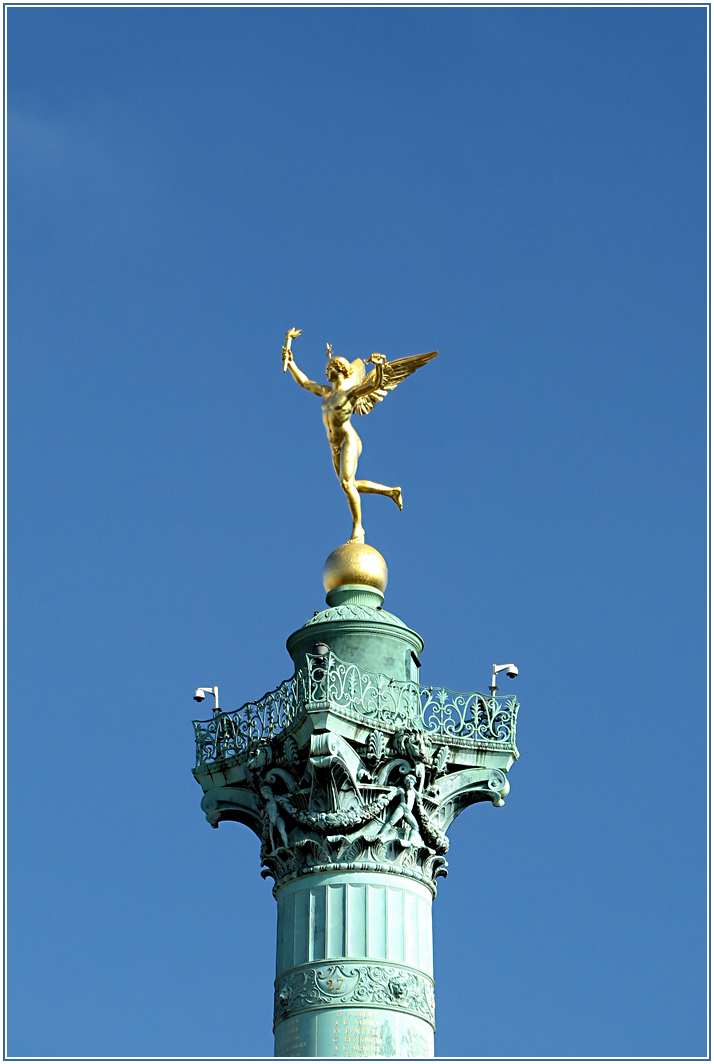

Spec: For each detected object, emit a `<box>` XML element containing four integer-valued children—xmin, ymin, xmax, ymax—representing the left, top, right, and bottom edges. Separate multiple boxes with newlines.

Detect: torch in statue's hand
<box><xmin>282</xmin><ymin>328</ymin><xmax>302</xmax><ymax>372</ymax></box>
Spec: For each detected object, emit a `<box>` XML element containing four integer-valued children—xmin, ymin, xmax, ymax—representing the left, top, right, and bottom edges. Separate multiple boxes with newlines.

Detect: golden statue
<box><xmin>282</xmin><ymin>328</ymin><xmax>438</xmax><ymax>544</ymax></box>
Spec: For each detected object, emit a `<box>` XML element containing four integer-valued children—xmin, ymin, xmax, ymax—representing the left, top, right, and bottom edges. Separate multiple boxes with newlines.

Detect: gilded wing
<box><xmin>349</xmin><ymin>358</ymin><xmax>367</xmax><ymax>385</ymax></box>
<box><xmin>354</xmin><ymin>350</ymin><xmax>439</xmax><ymax>415</ymax></box>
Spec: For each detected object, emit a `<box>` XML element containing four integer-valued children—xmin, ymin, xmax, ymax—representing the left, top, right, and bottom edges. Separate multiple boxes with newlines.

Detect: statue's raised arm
<box><xmin>282</xmin><ymin>329</ymin><xmax>438</xmax><ymax>543</ymax></box>
<box><xmin>281</xmin><ymin>328</ymin><xmax>325</xmax><ymax>397</ymax></box>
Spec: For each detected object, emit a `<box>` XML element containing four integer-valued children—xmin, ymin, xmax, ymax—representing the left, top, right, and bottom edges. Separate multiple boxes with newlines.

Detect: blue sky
<box><xmin>7</xmin><ymin>5</ymin><xmax>707</xmax><ymax>1058</ymax></box>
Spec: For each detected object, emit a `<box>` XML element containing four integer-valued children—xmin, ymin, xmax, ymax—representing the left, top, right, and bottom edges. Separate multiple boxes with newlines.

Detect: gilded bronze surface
<box><xmin>322</xmin><ymin>542</ymin><xmax>388</xmax><ymax>594</ymax></box>
<box><xmin>282</xmin><ymin>329</ymin><xmax>438</xmax><ymax>543</ymax></box>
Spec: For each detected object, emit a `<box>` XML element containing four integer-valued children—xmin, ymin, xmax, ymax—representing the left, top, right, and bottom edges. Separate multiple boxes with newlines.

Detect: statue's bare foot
<box><xmin>350</xmin><ymin>526</ymin><xmax>366</xmax><ymax>543</ymax></box>
<box><xmin>391</xmin><ymin>487</ymin><xmax>403</xmax><ymax>510</ymax></box>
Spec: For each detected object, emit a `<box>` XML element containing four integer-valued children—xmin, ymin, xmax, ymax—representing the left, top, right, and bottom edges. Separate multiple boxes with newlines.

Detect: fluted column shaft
<box><xmin>274</xmin><ymin>871</ymin><xmax>435</xmax><ymax>1057</ymax></box>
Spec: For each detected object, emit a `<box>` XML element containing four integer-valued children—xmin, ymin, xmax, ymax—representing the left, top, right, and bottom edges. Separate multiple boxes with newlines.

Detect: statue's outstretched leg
<box><xmin>356</xmin><ymin>480</ymin><xmax>403</xmax><ymax>510</ymax></box>
<box><xmin>378</xmin><ymin>804</ymin><xmax>404</xmax><ymax>837</ymax></box>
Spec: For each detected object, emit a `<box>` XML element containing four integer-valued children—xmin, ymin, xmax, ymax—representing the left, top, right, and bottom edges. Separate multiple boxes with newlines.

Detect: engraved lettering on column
<box><xmin>275</xmin><ymin>1015</ymin><xmax>307</xmax><ymax>1056</ymax></box>
<box><xmin>340</xmin><ymin>1009</ymin><xmax>384</xmax><ymax>1057</ymax></box>
<box><xmin>400</xmin><ymin>1021</ymin><xmax>432</xmax><ymax>1057</ymax></box>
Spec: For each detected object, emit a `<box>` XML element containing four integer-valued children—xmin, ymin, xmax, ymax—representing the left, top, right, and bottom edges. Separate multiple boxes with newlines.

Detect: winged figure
<box><xmin>282</xmin><ymin>329</ymin><xmax>438</xmax><ymax>543</ymax></box>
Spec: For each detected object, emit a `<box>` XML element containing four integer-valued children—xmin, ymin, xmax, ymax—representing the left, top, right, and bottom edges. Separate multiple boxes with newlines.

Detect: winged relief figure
<box><xmin>282</xmin><ymin>329</ymin><xmax>438</xmax><ymax>543</ymax></box>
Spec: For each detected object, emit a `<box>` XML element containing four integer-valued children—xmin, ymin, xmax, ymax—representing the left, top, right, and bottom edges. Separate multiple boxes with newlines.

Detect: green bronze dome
<box><xmin>287</xmin><ymin>586</ymin><xmax>423</xmax><ymax>683</ymax></box>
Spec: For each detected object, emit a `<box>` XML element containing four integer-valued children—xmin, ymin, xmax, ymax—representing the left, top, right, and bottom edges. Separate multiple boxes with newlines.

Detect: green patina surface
<box><xmin>191</xmin><ymin>587</ymin><xmax>521</xmax><ymax>1058</ymax></box>
<box><xmin>287</xmin><ymin>600</ymin><xmax>422</xmax><ymax>683</ymax></box>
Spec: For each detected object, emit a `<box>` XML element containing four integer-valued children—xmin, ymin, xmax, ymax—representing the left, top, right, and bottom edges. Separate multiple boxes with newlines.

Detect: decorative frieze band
<box><xmin>274</xmin><ymin>961</ymin><xmax>436</xmax><ymax>1030</ymax></box>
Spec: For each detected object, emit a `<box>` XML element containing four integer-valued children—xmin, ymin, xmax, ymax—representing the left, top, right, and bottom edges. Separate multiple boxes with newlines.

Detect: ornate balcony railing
<box><xmin>193</xmin><ymin>671</ymin><xmax>307</xmax><ymax>768</ymax></box>
<box><xmin>193</xmin><ymin>652</ymin><xmax>518</xmax><ymax>769</ymax></box>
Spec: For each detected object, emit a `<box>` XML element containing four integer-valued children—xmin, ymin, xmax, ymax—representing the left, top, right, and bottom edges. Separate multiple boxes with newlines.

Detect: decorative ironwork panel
<box><xmin>193</xmin><ymin>672</ymin><xmax>308</xmax><ymax>767</ymax></box>
<box><xmin>305</xmin><ymin>653</ymin><xmax>518</xmax><ymax>746</ymax></box>
<box><xmin>194</xmin><ymin>651</ymin><xmax>518</xmax><ymax>769</ymax></box>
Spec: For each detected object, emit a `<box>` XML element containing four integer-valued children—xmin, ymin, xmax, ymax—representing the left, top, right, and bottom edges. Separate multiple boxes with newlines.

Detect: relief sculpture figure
<box><xmin>282</xmin><ymin>329</ymin><xmax>438</xmax><ymax>543</ymax></box>
<box><xmin>261</xmin><ymin>784</ymin><xmax>289</xmax><ymax>851</ymax></box>
<box><xmin>378</xmin><ymin>773</ymin><xmax>420</xmax><ymax>846</ymax></box>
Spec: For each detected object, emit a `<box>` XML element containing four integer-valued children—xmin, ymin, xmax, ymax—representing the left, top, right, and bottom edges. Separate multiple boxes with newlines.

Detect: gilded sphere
<box><xmin>322</xmin><ymin>542</ymin><xmax>388</xmax><ymax>594</ymax></box>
